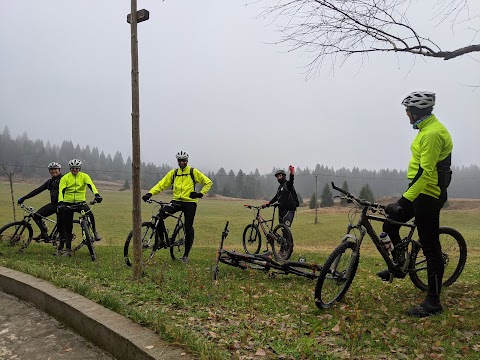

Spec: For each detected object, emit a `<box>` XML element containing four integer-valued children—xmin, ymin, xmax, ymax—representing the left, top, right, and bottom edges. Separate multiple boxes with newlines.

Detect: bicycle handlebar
<box><xmin>64</xmin><ymin>200</ymin><xmax>98</xmax><ymax>210</ymax></box>
<box><xmin>19</xmin><ymin>203</ymin><xmax>35</xmax><ymax>213</ymax></box>
<box><xmin>331</xmin><ymin>182</ymin><xmax>385</xmax><ymax>211</ymax></box>
<box><xmin>243</xmin><ymin>202</ymin><xmax>279</xmax><ymax>210</ymax></box>
<box><xmin>146</xmin><ymin>199</ymin><xmax>172</xmax><ymax>207</ymax></box>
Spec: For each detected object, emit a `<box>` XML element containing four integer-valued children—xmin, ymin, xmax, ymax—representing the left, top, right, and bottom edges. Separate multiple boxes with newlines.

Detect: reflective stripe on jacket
<box><xmin>403</xmin><ymin>114</ymin><xmax>453</xmax><ymax>201</ymax></box>
<box><xmin>149</xmin><ymin>165</ymin><xmax>212</xmax><ymax>203</ymax></box>
<box><xmin>58</xmin><ymin>172</ymin><xmax>99</xmax><ymax>203</ymax></box>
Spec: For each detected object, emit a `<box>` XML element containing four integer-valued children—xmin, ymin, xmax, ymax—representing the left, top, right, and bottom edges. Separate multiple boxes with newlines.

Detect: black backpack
<box><xmin>172</xmin><ymin>168</ymin><xmax>196</xmax><ymax>188</ymax></box>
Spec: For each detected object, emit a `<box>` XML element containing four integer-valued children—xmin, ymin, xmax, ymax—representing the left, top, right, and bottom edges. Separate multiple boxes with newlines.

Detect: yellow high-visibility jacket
<box><xmin>149</xmin><ymin>165</ymin><xmax>212</xmax><ymax>203</ymax></box>
<box><xmin>403</xmin><ymin>115</ymin><xmax>453</xmax><ymax>201</ymax></box>
<box><xmin>58</xmin><ymin>172</ymin><xmax>99</xmax><ymax>203</ymax></box>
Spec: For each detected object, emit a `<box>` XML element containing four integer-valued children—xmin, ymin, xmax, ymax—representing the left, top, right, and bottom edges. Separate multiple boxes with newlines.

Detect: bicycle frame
<box><xmin>253</xmin><ymin>206</ymin><xmax>276</xmax><ymax>235</ymax></box>
<box><xmin>331</xmin><ymin>182</ymin><xmax>421</xmax><ymax>277</ymax></box>
<box><xmin>345</xmin><ymin>204</ymin><xmax>418</xmax><ymax>276</ymax></box>
<box><xmin>148</xmin><ymin>200</ymin><xmax>184</xmax><ymax>247</ymax></box>
<box><xmin>245</xmin><ymin>204</ymin><xmax>279</xmax><ymax>247</ymax></box>
<box><xmin>19</xmin><ymin>203</ymin><xmax>59</xmax><ymax>242</ymax></box>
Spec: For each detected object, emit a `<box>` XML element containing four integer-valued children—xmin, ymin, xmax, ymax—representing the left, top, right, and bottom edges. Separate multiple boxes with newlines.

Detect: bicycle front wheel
<box><xmin>242</xmin><ymin>224</ymin><xmax>262</xmax><ymax>254</ymax></box>
<box><xmin>124</xmin><ymin>222</ymin><xmax>157</xmax><ymax>267</ymax></box>
<box><xmin>315</xmin><ymin>241</ymin><xmax>358</xmax><ymax>309</ymax></box>
<box><xmin>409</xmin><ymin>226</ymin><xmax>467</xmax><ymax>291</ymax></box>
<box><xmin>0</xmin><ymin>221</ymin><xmax>33</xmax><ymax>251</ymax></box>
<box><xmin>169</xmin><ymin>223</ymin><xmax>186</xmax><ymax>260</ymax></box>
<box><xmin>81</xmin><ymin>221</ymin><xmax>96</xmax><ymax>261</ymax></box>
<box><xmin>271</xmin><ymin>224</ymin><xmax>293</xmax><ymax>260</ymax></box>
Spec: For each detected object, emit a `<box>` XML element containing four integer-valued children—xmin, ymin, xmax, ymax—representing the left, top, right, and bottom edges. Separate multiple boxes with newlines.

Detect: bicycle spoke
<box><xmin>409</xmin><ymin>227</ymin><xmax>467</xmax><ymax>291</ymax></box>
<box><xmin>315</xmin><ymin>241</ymin><xmax>358</xmax><ymax>309</ymax></box>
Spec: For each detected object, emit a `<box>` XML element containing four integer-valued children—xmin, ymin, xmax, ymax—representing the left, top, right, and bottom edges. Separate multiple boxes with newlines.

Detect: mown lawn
<box><xmin>1</xmin><ymin>182</ymin><xmax>479</xmax><ymax>359</ymax></box>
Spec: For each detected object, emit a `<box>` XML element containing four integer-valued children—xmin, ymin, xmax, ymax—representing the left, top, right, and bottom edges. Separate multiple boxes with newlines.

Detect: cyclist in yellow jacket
<box><xmin>57</xmin><ymin>159</ymin><xmax>103</xmax><ymax>256</ymax></box>
<box><xmin>142</xmin><ymin>151</ymin><xmax>212</xmax><ymax>263</ymax></box>
<box><xmin>379</xmin><ymin>91</ymin><xmax>453</xmax><ymax>317</ymax></box>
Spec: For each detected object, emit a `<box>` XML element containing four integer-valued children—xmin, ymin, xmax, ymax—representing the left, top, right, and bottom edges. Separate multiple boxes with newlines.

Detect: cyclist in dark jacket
<box><xmin>17</xmin><ymin>162</ymin><xmax>64</xmax><ymax>242</ymax></box>
<box><xmin>266</xmin><ymin>165</ymin><xmax>298</xmax><ymax>227</ymax></box>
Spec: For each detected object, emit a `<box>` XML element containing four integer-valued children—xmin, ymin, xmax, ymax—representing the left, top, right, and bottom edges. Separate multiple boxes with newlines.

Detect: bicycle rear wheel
<box><xmin>169</xmin><ymin>223</ymin><xmax>186</xmax><ymax>260</ymax></box>
<box><xmin>242</xmin><ymin>224</ymin><xmax>262</xmax><ymax>254</ymax></box>
<box><xmin>409</xmin><ymin>227</ymin><xmax>467</xmax><ymax>291</ymax></box>
<box><xmin>0</xmin><ymin>221</ymin><xmax>33</xmax><ymax>251</ymax></box>
<box><xmin>124</xmin><ymin>222</ymin><xmax>157</xmax><ymax>267</ymax></box>
<box><xmin>315</xmin><ymin>241</ymin><xmax>358</xmax><ymax>309</ymax></box>
<box><xmin>271</xmin><ymin>224</ymin><xmax>293</xmax><ymax>260</ymax></box>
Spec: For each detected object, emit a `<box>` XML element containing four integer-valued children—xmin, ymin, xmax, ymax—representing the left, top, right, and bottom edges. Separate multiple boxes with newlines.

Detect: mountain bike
<box><xmin>214</xmin><ymin>221</ymin><xmax>321</xmax><ymax>280</ymax></box>
<box><xmin>124</xmin><ymin>199</ymin><xmax>186</xmax><ymax>266</ymax></box>
<box><xmin>64</xmin><ymin>200</ymin><xmax>99</xmax><ymax>261</ymax></box>
<box><xmin>242</xmin><ymin>203</ymin><xmax>293</xmax><ymax>260</ymax></box>
<box><xmin>314</xmin><ymin>182</ymin><xmax>467</xmax><ymax>309</ymax></box>
<box><xmin>0</xmin><ymin>203</ymin><xmax>78</xmax><ymax>251</ymax></box>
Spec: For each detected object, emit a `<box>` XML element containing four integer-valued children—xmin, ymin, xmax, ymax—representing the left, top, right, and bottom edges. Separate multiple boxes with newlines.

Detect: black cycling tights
<box><xmin>158</xmin><ymin>201</ymin><xmax>197</xmax><ymax>258</ymax></box>
<box><xmin>60</xmin><ymin>203</ymin><xmax>97</xmax><ymax>250</ymax></box>
<box><xmin>33</xmin><ymin>202</ymin><xmax>63</xmax><ymax>237</ymax></box>
<box><xmin>383</xmin><ymin>194</ymin><xmax>444</xmax><ymax>302</ymax></box>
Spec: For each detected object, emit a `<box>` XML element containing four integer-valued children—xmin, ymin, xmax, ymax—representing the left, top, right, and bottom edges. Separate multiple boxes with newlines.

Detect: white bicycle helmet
<box><xmin>47</xmin><ymin>162</ymin><xmax>61</xmax><ymax>169</ymax></box>
<box><xmin>176</xmin><ymin>151</ymin><xmax>189</xmax><ymax>160</ymax></box>
<box><xmin>68</xmin><ymin>159</ymin><xmax>83</xmax><ymax>168</ymax></box>
<box><xmin>401</xmin><ymin>91</ymin><xmax>436</xmax><ymax>109</ymax></box>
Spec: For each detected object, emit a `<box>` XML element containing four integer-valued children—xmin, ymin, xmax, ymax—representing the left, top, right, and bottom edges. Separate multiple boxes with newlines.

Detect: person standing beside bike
<box><xmin>379</xmin><ymin>91</ymin><xmax>453</xmax><ymax>318</ymax></box>
<box><xmin>57</xmin><ymin>159</ymin><xmax>103</xmax><ymax>257</ymax></box>
<box><xmin>17</xmin><ymin>162</ymin><xmax>64</xmax><ymax>243</ymax></box>
<box><xmin>266</xmin><ymin>166</ymin><xmax>299</xmax><ymax>227</ymax></box>
<box><xmin>141</xmin><ymin>151</ymin><xmax>212</xmax><ymax>264</ymax></box>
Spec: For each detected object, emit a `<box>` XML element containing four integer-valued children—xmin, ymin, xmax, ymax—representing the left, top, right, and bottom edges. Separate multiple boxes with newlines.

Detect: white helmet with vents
<box><xmin>401</xmin><ymin>91</ymin><xmax>436</xmax><ymax>109</ymax></box>
<box><xmin>68</xmin><ymin>159</ymin><xmax>83</xmax><ymax>168</ymax></box>
<box><xmin>175</xmin><ymin>151</ymin><xmax>189</xmax><ymax>160</ymax></box>
<box><xmin>47</xmin><ymin>162</ymin><xmax>61</xmax><ymax>169</ymax></box>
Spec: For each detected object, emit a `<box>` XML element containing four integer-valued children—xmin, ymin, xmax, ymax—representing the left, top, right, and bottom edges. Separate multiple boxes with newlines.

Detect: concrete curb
<box><xmin>0</xmin><ymin>267</ymin><xmax>194</xmax><ymax>360</ymax></box>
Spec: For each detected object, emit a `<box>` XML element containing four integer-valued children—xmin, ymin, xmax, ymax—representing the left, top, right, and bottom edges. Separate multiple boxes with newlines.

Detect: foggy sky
<box><xmin>1</xmin><ymin>0</ymin><xmax>479</xmax><ymax>175</ymax></box>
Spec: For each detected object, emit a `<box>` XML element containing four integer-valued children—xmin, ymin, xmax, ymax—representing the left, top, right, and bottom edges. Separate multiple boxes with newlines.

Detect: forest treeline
<box><xmin>1</xmin><ymin>127</ymin><xmax>479</xmax><ymax>200</ymax></box>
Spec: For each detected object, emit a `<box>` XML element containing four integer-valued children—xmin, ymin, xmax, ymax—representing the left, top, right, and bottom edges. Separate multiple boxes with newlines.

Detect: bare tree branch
<box><xmin>258</xmin><ymin>0</ymin><xmax>479</xmax><ymax>74</ymax></box>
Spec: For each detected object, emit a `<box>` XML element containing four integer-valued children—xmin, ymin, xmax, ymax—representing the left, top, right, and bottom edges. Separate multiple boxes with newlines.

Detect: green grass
<box><xmin>1</xmin><ymin>181</ymin><xmax>479</xmax><ymax>359</ymax></box>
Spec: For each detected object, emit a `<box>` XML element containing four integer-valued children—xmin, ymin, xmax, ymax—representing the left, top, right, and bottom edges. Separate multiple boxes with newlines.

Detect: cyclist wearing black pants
<box><xmin>266</xmin><ymin>166</ymin><xmax>298</xmax><ymax>227</ymax></box>
<box><xmin>142</xmin><ymin>151</ymin><xmax>212</xmax><ymax>264</ymax></box>
<box><xmin>57</xmin><ymin>159</ymin><xmax>103</xmax><ymax>257</ymax></box>
<box><xmin>378</xmin><ymin>91</ymin><xmax>453</xmax><ymax>318</ymax></box>
<box><xmin>17</xmin><ymin>162</ymin><xmax>64</xmax><ymax>243</ymax></box>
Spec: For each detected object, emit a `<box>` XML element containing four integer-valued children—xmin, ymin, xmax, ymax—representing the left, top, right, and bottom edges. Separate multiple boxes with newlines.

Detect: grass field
<box><xmin>1</xmin><ymin>181</ymin><xmax>479</xmax><ymax>359</ymax></box>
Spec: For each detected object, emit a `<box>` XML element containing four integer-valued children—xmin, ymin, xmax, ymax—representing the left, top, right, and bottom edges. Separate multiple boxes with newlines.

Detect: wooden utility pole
<box><xmin>314</xmin><ymin>174</ymin><xmax>318</xmax><ymax>224</ymax></box>
<box><xmin>130</xmin><ymin>0</ymin><xmax>142</xmax><ymax>279</ymax></box>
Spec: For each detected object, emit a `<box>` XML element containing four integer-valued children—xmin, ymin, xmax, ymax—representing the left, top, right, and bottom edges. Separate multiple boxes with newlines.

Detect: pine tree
<box><xmin>309</xmin><ymin>192</ymin><xmax>317</xmax><ymax>209</ymax></box>
<box><xmin>320</xmin><ymin>183</ymin><xmax>334</xmax><ymax>207</ymax></box>
<box><xmin>359</xmin><ymin>183</ymin><xmax>375</xmax><ymax>202</ymax></box>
